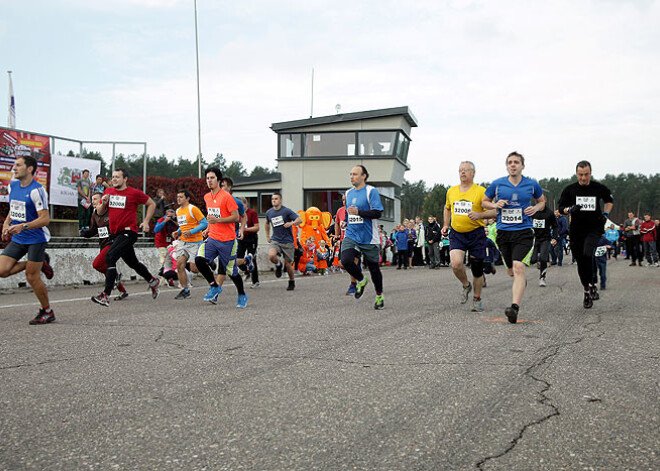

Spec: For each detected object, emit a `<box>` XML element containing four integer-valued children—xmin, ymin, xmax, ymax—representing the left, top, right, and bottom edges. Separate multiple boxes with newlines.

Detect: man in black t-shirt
<box><xmin>558</xmin><ymin>161</ymin><xmax>614</xmax><ymax>309</ymax></box>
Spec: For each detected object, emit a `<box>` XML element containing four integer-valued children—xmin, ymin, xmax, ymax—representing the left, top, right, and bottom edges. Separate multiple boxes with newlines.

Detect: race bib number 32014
<box><xmin>453</xmin><ymin>200</ymin><xmax>473</xmax><ymax>216</ymax></box>
<box><xmin>501</xmin><ymin>208</ymin><xmax>523</xmax><ymax>224</ymax></box>
<box><xmin>108</xmin><ymin>195</ymin><xmax>127</xmax><ymax>209</ymax></box>
<box><xmin>576</xmin><ymin>196</ymin><xmax>597</xmax><ymax>211</ymax></box>
<box><xmin>10</xmin><ymin>200</ymin><xmax>27</xmax><ymax>222</ymax></box>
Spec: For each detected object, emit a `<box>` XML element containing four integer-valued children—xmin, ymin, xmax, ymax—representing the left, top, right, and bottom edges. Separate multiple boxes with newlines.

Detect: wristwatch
<box><xmin>22</xmin><ymin>223</ymin><xmax>29</xmax><ymax>230</ymax></box>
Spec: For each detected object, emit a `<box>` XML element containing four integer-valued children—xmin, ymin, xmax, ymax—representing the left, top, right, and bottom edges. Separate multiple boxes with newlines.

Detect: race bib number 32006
<box><xmin>576</xmin><ymin>196</ymin><xmax>597</xmax><ymax>211</ymax></box>
<box><xmin>501</xmin><ymin>208</ymin><xmax>523</xmax><ymax>224</ymax></box>
<box><xmin>10</xmin><ymin>200</ymin><xmax>27</xmax><ymax>222</ymax></box>
<box><xmin>108</xmin><ymin>195</ymin><xmax>127</xmax><ymax>209</ymax></box>
<box><xmin>453</xmin><ymin>200</ymin><xmax>473</xmax><ymax>216</ymax></box>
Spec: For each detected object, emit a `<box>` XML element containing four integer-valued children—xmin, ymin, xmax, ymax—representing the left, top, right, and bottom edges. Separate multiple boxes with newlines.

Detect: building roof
<box><xmin>233</xmin><ymin>172</ymin><xmax>282</xmax><ymax>186</ymax></box>
<box><xmin>270</xmin><ymin>106</ymin><xmax>418</xmax><ymax>132</ymax></box>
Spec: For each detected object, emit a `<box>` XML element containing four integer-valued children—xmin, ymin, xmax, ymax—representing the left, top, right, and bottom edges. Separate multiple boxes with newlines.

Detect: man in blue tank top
<box><xmin>1</xmin><ymin>155</ymin><xmax>56</xmax><ymax>324</ymax></box>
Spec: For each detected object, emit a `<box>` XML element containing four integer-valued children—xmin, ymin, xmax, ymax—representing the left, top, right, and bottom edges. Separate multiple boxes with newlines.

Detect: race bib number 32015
<box><xmin>501</xmin><ymin>208</ymin><xmax>523</xmax><ymax>224</ymax></box>
<box><xmin>453</xmin><ymin>200</ymin><xmax>473</xmax><ymax>216</ymax></box>
<box><xmin>348</xmin><ymin>214</ymin><xmax>364</xmax><ymax>224</ymax></box>
<box><xmin>270</xmin><ymin>215</ymin><xmax>284</xmax><ymax>227</ymax></box>
<box><xmin>108</xmin><ymin>195</ymin><xmax>127</xmax><ymax>209</ymax></box>
<box><xmin>10</xmin><ymin>200</ymin><xmax>27</xmax><ymax>222</ymax></box>
<box><xmin>576</xmin><ymin>196</ymin><xmax>597</xmax><ymax>211</ymax></box>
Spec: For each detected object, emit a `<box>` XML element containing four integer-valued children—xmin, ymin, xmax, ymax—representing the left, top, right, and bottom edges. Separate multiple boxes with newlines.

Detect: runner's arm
<box><xmin>358</xmin><ymin>209</ymin><xmax>382</xmax><ymax>219</ymax></box>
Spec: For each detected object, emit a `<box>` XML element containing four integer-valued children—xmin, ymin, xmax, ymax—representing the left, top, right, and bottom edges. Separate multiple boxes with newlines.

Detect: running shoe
<box><xmin>505</xmin><ymin>305</ymin><xmax>519</xmax><ymax>324</ymax></box>
<box><xmin>374</xmin><ymin>294</ymin><xmax>385</xmax><ymax>310</ymax></box>
<box><xmin>346</xmin><ymin>284</ymin><xmax>357</xmax><ymax>296</ymax></box>
<box><xmin>245</xmin><ymin>253</ymin><xmax>254</xmax><ymax>272</ymax></box>
<box><xmin>167</xmin><ymin>278</ymin><xmax>176</xmax><ymax>288</ymax></box>
<box><xmin>148</xmin><ymin>278</ymin><xmax>160</xmax><ymax>300</ymax></box>
<box><xmin>250</xmin><ymin>282</ymin><xmax>260</xmax><ymax>289</ymax></box>
<box><xmin>460</xmin><ymin>282</ymin><xmax>472</xmax><ymax>304</ymax></box>
<box><xmin>286</xmin><ymin>280</ymin><xmax>295</xmax><ymax>291</ymax></box>
<box><xmin>114</xmin><ymin>272</ymin><xmax>123</xmax><ymax>291</ymax></box>
<box><xmin>471</xmin><ymin>298</ymin><xmax>484</xmax><ymax>312</ymax></box>
<box><xmin>539</xmin><ymin>277</ymin><xmax>547</xmax><ymax>287</ymax></box>
<box><xmin>236</xmin><ymin>294</ymin><xmax>248</xmax><ymax>308</ymax></box>
<box><xmin>355</xmin><ymin>277</ymin><xmax>369</xmax><ymax>299</ymax></box>
<box><xmin>175</xmin><ymin>288</ymin><xmax>191</xmax><ymax>300</ymax></box>
<box><xmin>204</xmin><ymin>285</ymin><xmax>222</xmax><ymax>304</ymax></box>
<box><xmin>29</xmin><ymin>308</ymin><xmax>56</xmax><ymax>325</ymax></box>
<box><xmin>590</xmin><ymin>285</ymin><xmax>599</xmax><ymax>301</ymax></box>
<box><xmin>114</xmin><ymin>291</ymin><xmax>129</xmax><ymax>301</ymax></box>
<box><xmin>91</xmin><ymin>292</ymin><xmax>110</xmax><ymax>307</ymax></box>
<box><xmin>275</xmin><ymin>261</ymin><xmax>283</xmax><ymax>278</ymax></box>
<box><xmin>583</xmin><ymin>291</ymin><xmax>593</xmax><ymax>309</ymax></box>
<box><xmin>41</xmin><ymin>252</ymin><xmax>54</xmax><ymax>279</ymax></box>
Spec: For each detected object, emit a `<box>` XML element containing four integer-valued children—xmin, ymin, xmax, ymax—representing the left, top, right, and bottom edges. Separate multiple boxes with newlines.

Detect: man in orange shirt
<box><xmin>173</xmin><ymin>188</ymin><xmax>207</xmax><ymax>299</ymax></box>
<box><xmin>193</xmin><ymin>167</ymin><xmax>247</xmax><ymax>307</ymax></box>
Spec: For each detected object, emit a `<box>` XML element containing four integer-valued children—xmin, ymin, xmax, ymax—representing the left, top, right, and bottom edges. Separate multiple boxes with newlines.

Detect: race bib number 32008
<box><xmin>453</xmin><ymin>200</ymin><xmax>472</xmax><ymax>216</ymax></box>
<box><xmin>108</xmin><ymin>195</ymin><xmax>127</xmax><ymax>209</ymax></box>
<box><xmin>576</xmin><ymin>196</ymin><xmax>597</xmax><ymax>211</ymax></box>
<box><xmin>10</xmin><ymin>200</ymin><xmax>27</xmax><ymax>222</ymax></box>
<box><xmin>501</xmin><ymin>208</ymin><xmax>523</xmax><ymax>224</ymax></box>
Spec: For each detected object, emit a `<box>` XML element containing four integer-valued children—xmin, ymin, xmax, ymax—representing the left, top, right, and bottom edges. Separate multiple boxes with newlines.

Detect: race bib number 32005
<box><xmin>501</xmin><ymin>208</ymin><xmax>523</xmax><ymax>224</ymax></box>
<box><xmin>10</xmin><ymin>200</ymin><xmax>27</xmax><ymax>222</ymax></box>
<box><xmin>108</xmin><ymin>195</ymin><xmax>127</xmax><ymax>209</ymax></box>
<box><xmin>576</xmin><ymin>196</ymin><xmax>597</xmax><ymax>211</ymax></box>
<box><xmin>453</xmin><ymin>200</ymin><xmax>473</xmax><ymax>216</ymax></box>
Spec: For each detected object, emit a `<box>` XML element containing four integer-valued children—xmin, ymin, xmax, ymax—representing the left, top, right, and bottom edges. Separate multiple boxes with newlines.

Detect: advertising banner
<box><xmin>49</xmin><ymin>154</ymin><xmax>102</xmax><ymax>207</ymax></box>
<box><xmin>0</xmin><ymin>129</ymin><xmax>51</xmax><ymax>202</ymax></box>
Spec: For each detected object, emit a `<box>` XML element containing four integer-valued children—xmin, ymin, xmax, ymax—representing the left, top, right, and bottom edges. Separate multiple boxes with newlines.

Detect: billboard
<box><xmin>49</xmin><ymin>154</ymin><xmax>102</xmax><ymax>207</ymax></box>
<box><xmin>0</xmin><ymin>129</ymin><xmax>51</xmax><ymax>202</ymax></box>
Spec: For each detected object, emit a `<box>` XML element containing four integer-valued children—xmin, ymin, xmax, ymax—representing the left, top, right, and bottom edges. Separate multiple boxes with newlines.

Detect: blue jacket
<box><xmin>555</xmin><ymin>215</ymin><xmax>568</xmax><ymax>238</ymax></box>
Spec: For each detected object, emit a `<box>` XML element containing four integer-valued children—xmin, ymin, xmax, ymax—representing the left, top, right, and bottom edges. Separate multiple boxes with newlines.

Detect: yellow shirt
<box><xmin>445</xmin><ymin>184</ymin><xmax>486</xmax><ymax>232</ymax></box>
<box><xmin>176</xmin><ymin>204</ymin><xmax>205</xmax><ymax>242</ymax></box>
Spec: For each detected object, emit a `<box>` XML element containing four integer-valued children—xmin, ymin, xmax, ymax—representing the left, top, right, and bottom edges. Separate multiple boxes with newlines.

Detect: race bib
<box><xmin>271</xmin><ymin>215</ymin><xmax>284</xmax><ymax>227</ymax></box>
<box><xmin>594</xmin><ymin>246</ymin><xmax>607</xmax><ymax>257</ymax></box>
<box><xmin>177</xmin><ymin>215</ymin><xmax>187</xmax><ymax>226</ymax></box>
<box><xmin>348</xmin><ymin>214</ymin><xmax>364</xmax><ymax>224</ymax></box>
<box><xmin>501</xmin><ymin>208</ymin><xmax>523</xmax><ymax>224</ymax></box>
<box><xmin>576</xmin><ymin>196</ymin><xmax>596</xmax><ymax>211</ymax></box>
<box><xmin>10</xmin><ymin>200</ymin><xmax>26</xmax><ymax>222</ymax></box>
<box><xmin>207</xmin><ymin>207</ymin><xmax>221</xmax><ymax>218</ymax></box>
<box><xmin>108</xmin><ymin>195</ymin><xmax>127</xmax><ymax>209</ymax></box>
<box><xmin>81</xmin><ymin>199</ymin><xmax>91</xmax><ymax>209</ymax></box>
<box><xmin>533</xmin><ymin>219</ymin><xmax>546</xmax><ymax>229</ymax></box>
<box><xmin>453</xmin><ymin>200</ymin><xmax>473</xmax><ymax>216</ymax></box>
<box><xmin>98</xmin><ymin>226</ymin><xmax>109</xmax><ymax>238</ymax></box>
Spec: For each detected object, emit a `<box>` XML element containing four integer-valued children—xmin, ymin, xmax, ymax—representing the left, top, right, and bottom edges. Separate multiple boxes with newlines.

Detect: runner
<box><xmin>334</xmin><ymin>193</ymin><xmax>358</xmax><ymax>294</ymax></box>
<box><xmin>441</xmin><ymin>161</ymin><xmax>496</xmax><ymax>312</ymax></box>
<box><xmin>530</xmin><ymin>205</ymin><xmax>558</xmax><ymax>287</ymax></box>
<box><xmin>193</xmin><ymin>167</ymin><xmax>247</xmax><ymax>307</ymax></box>
<box><xmin>340</xmin><ymin>165</ymin><xmax>385</xmax><ymax>310</ymax></box>
<box><xmin>0</xmin><ymin>155</ymin><xmax>55</xmax><ymax>324</ymax></box>
<box><xmin>558</xmin><ymin>160</ymin><xmax>614</xmax><ymax>308</ymax></box>
<box><xmin>264</xmin><ymin>192</ymin><xmax>302</xmax><ymax>291</ymax></box>
<box><xmin>482</xmin><ymin>152</ymin><xmax>546</xmax><ymax>323</ymax></box>
<box><xmin>92</xmin><ymin>168</ymin><xmax>160</xmax><ymax>306</ymax></box>
<box><xmin>81</xmin><ymin>192</ymin><xmax>129</xmax><ymax>301</ymax></box>
<box><xmin>173</xmin><ymin>188</ymin><xmax>207</xmax><ymax>300</ymax></box>
<box><xmin>236</xmin><ymin>196</ymin><xmax>260</xmax><ymax>288</ymax></box>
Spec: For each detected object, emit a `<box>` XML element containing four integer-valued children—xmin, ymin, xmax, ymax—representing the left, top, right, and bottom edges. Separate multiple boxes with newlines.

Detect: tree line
<box><xmin>402</xmin><ymin>173</ymin><xmax>660</xmax><ymax>225</ymax></box>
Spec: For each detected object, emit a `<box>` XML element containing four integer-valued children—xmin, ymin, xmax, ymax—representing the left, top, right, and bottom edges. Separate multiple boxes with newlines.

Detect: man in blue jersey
<box><xmin>340</xmin><ymin>165</ymin><xmax>385</xmax><ymax>310</ymax></box>
<box><xmin>1</xmin><ymin>155</ymin><xmax>56</xmax><ymax>324</ymax></box>
<box><xmin>482</xmin><ymin>152</ymin><xmax>546</xmax><ymax>323</ymax></box>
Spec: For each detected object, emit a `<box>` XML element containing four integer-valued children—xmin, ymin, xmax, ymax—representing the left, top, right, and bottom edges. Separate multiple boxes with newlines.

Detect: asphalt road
<box><xmin>1</xmin><ymin>260</ymin><xmax>658</xmax><ymax>470</ymax></box>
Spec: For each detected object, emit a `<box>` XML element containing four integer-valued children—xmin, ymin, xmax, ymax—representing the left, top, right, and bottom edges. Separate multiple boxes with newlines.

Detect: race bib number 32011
<box><xmin>453</xmin><ymin>200</ymin><xmax>472</xmax><ymax>216</ymax></box>
<box><xmin>576</xmin><ymin>196</ymin><xmax>597</xmax><ymax>211</ymax></box>
<box><xmin>108</xmin><ymin>195</ymin><xmax>127</xmax><ymax>209</ymax></box>
<box><xmin>501</xmin><ymin>208</ymin><xmax>523</xmax><ymax>224</ymax></box>
<box><xmin>10</xmin><ymin>200</ymin><xmax>27</xmax><ymax>222</ymax></box>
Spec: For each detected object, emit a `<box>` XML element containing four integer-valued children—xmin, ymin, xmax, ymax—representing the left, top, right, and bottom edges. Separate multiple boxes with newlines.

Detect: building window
<box><xmin>258</xmin><ymin>192</ymin><xmax>275</xmax><ymax>215</ymax></box>
<box><xmin>358</xmin><ymin>131</ymin><xmax>396</xmax><ymax>156</ymax></box>
<box><xmin>303</xmin><ymin>132</ymin><xmax>355</xmax><ymax>157</ymax></box>
<box><xmin>280</xmin><ymin>134</ymin><xmax>302</xmax><ymax>157</ymax></box>
<box><xmin>395</xmin><ymin>132</ymin><xmax>410</xmax><ymax>162</ymax></box>
<box><xmin>381</xmin><ymin>195</ymin><xmax>395</xmax><ymax>221</ymax></box>
<box><xmin>304</xmin><ymin>190</ymin><xmax>345</xmax><ymax>215</ymax></box>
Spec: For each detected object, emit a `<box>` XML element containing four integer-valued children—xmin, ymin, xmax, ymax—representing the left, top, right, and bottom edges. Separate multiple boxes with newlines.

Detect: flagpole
<box><xmin>194</xmin><ymin>0</ymin><xmax>202</xmax><ymax>179</ymax></box>
<box><xmin>7</xmin><ymin>70</ymin><xmax>15</xmax><ymax>129</ymax></box>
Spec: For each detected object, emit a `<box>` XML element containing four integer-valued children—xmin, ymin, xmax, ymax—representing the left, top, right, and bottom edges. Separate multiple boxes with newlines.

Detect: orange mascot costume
<box><xmin>297</xmin><ymin>206</ymin><xmax>332</xmax><ymax>249</ymax></box>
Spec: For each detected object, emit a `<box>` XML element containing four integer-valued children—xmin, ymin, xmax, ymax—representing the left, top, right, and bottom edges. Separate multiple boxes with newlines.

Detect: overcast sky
<box><xmin>2</xmin><ymin>0</ymin><xmax>659</xmax><ymax>186</ymax></box>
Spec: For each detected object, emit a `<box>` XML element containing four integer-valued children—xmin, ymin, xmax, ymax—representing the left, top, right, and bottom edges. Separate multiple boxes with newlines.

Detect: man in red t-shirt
<box><xmin>236</xmin><ymin>196</ymin><xmax>260</xmax><ymax>287</ymax></box>
<box><xmin>640</xmin><ymin>212</ymin><xmax>659</xmax><ymax>266</ymax></box>
<box><xmin>91</xmin><ymin>168</ymin><xmax>160</xmax><ymax>306</ymax></box>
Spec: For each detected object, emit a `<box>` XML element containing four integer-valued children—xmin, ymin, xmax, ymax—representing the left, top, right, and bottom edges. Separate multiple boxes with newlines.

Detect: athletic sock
<box><xmin>43</xmin><ymin>306</ymin><xmax>52</xmax><ymax>313</ymax></box>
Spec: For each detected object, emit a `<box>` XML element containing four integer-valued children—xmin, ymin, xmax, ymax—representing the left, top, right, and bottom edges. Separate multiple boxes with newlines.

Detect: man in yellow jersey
<box><xmin>173</xmin><ymin>188</ymin><xmax>207</xmax><ymax>300</ymax></box>
<box><xmin>441</xmin><ymin>161</ymin><xmax>496</xmax><ymax>312</ymax></box>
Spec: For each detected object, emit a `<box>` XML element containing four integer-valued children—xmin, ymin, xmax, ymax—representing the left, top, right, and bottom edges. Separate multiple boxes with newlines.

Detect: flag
<box><xmin>8</xmin><ymin>72</ymin><xmax>15</xmax><ymax>128</ymax></box>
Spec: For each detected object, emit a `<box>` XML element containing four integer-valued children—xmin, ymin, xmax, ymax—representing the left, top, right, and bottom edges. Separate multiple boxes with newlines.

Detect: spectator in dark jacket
<box><xmin>552</xmin><ymin>209</ymin><xmax>568</xmax><ymax>266</ymax></box>
<box><xmin>425</xmin><ymin>216</ymin><xmax>442</xmax><ymax>268</ymax></box>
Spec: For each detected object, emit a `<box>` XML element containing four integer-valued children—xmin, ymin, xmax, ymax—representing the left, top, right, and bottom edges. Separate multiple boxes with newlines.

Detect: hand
<box><xmin>182</xmin><ymin>230</ymin><xmax>192</xmax><ymax>238</ymax></box>
<box><xmin>207</xmin><ymin>215</ymin><xmax>220</xmax><ymax>224</ymax></box>
<box><xmin>347</xmin><ymin>205</ymin><xmax>359</xmax><ymax>215</ymax></box>
<box><xmin>568</xmin><ymin>204</ymin><xmax>582</xmax><ymax>214</ymax></box>
<box><xmin>201</xmin><ymin>228</ymin><xmax>209</xmax><ymax>238</ymax></box>
<box><xmin>3</xmin><ymin>226</ymin><xmax>13</xmax><ymax>240</ymax></box>
<box><xmin>101</xmin><ymin>194</ymin><xmax>109</xmax><ymax>204</ymax></box>
<box><xmin>524</xmin><ymin>206</ymin><xmax>538</xmax><ymax>216</ymax></box>
<box><xmin>239</xmin><ymin>230</ymin><xmax>245</xmax><ymax>240</ymax></box>
<box><xmin>7</xmin><ymin>224</ymin><xmax>23</xmax><ymax>235</ymax></box>
<box><xmin>267</xmin><ymin>236</ymin><xmax>271</xmax><ymax>243</ymax></box>
<box><xmin>140</xmin><ymin>221</ymin><xmax>150</xmax><ymax>233</ymax></box>
<box><xmin>441</xmin><ymin>226</ymin><xmax>449</xmax><ymax>236</ymax></box>
<box><xmin>340</xmin><ymin>221</ymin><xmax>347</xmax><ymax>229</ymax></box>
<box><xmin>495</xmin><ymin>200</ymin><xmax>509</xmax><ymax>209</ymax></box>
<box><xmin>467</xmin><ymin>211</ymin><xmax>479</xmax><ymax>221</ymax></box>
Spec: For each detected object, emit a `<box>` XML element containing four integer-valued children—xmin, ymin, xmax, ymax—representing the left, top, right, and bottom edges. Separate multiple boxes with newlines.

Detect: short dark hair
<box><xmin>205</xmin><ymin>167</ymin><xmax>223</xmax><ymax>179</ymax></box>
<box><xmin>95</xmin><ymin>174</ymin><xmax>102</xmax><ymax>179</ymax></box>
<box><xmin>222</xmin><ymin>177</ymin><xmax>234</xmax><ymax>188</ymax></box>
<box><xmin>83</xmin><ymin>169</ymin><xmax>90</xmax><ymax>174</ymax></box>
<box><xmin>356</xmin><ymin>164</ymin><xmax>369</xmax><ymax>181</ymax></box>
<box><xmin>576</xmin><ymin>160</ymin><xmax>591</xmax><ymax>172</ymax></box>
<box><xmin>177</xmin><ymin>188</ymin><xmax>191</xmax><ymax>199</ymax></box>
<box><xmin>19</xmin><ymin>155</ymin><xmax>38</xmax><ymax>175</ymax></box>
<box><xmin>506</xmin><ymin>152</ymin><xmax>525</xmax><ymax>165</ymax></box>
<box><xmin>273</xmin><ymin>191</ymin><xmax>282</xmax><ymax>198</ymax></box>
<box><xmin>114</xmin><ymin>168</ymin><xmax>128</xmax><ymax>179</ymax></box>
